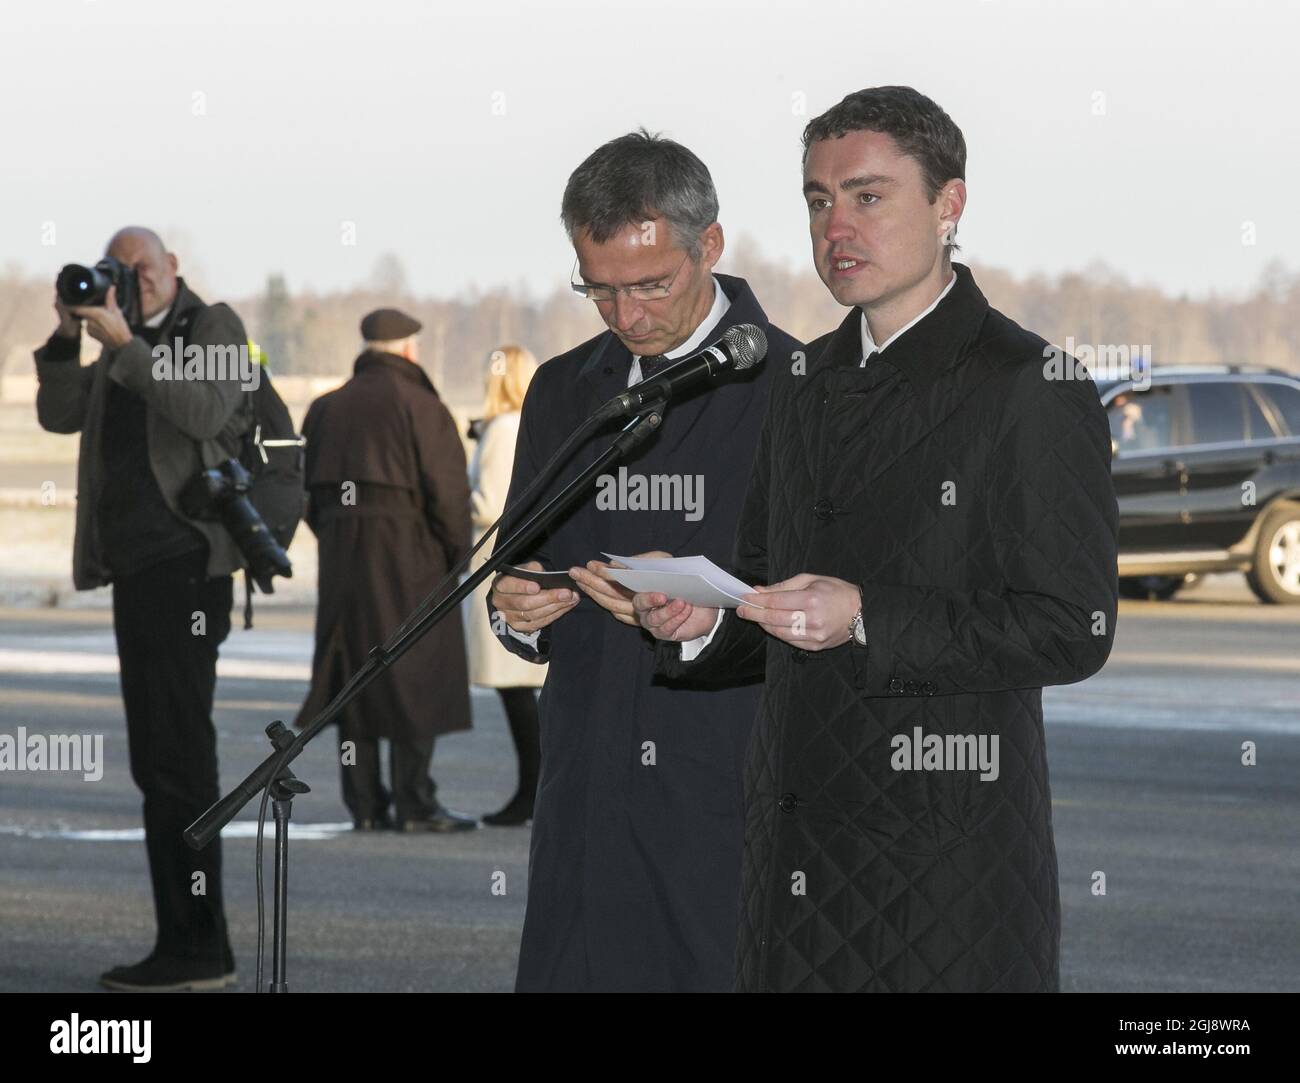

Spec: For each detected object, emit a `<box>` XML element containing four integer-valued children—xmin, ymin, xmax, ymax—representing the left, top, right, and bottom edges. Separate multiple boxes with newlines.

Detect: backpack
<box><xmin>235</xmin><ymin>340</ymin><xmax>306</xmax><ymax>555</ymax></box>
<box><xmin>175</xmin><ymin>304</ymin><xmax>306</xmax><ymax>624</ymax></box>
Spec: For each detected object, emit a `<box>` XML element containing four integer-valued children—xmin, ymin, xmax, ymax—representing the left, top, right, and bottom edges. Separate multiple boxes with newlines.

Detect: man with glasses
<box><xmin>487</xmin><ymin>128</ymin><xmax>802</xmax><ymax>992</ymax></box>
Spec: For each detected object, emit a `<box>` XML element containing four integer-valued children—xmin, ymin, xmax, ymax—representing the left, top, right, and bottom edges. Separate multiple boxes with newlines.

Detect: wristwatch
<box><xmin>848</xmin><ymin>606</ymin><xmax>866</xmax><ymax>646</ymax></box>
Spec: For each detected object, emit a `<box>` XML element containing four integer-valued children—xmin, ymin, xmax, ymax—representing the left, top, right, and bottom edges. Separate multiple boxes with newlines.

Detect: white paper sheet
<box><xmin>599</xmin><ymin>553</ymin><xmax>762</xmax><ymax>609</ymax></box>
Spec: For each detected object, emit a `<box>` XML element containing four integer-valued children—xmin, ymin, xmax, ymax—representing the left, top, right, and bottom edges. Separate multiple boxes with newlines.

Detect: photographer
<box><xmin>35</xmin><ymin>226</ymin><xmax>249</xmax><ymax>991</ymax></box>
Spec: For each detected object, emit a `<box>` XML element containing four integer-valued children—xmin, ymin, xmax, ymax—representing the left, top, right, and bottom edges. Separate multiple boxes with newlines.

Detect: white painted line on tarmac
<box><xmin>0</xmin><ymin>649</ymin><xmax>310</xmax><ymax>681</ymax></box>
<box><xmin>0</xmin><ymin>821</ymin><xmax>355</xmax><ymax>842</ymax></box>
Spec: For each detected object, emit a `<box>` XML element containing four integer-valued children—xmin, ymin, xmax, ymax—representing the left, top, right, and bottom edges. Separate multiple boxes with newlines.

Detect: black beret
<box><xmin>361</xmin><ymin>307</ymin><xmax>422</xmax><ymax>342</ymax></box>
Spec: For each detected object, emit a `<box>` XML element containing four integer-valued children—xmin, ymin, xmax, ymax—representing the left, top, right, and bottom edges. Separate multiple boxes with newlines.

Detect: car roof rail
<box><xmin>1141</xmin><ymin>363</ymin><xmax>1296</xmax><ymax>379</ymax></box>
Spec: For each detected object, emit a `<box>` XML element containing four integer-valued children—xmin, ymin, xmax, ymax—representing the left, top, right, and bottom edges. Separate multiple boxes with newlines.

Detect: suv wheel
<box><xmin>1246</xmin><ymin>504</ymin><xmax>1300</xmax><ymax>604</ymax></box>
<box><xmin>1118</xmin><ymin>575</ymin><xmax>1185</xmax><ymax>601</ymax></box>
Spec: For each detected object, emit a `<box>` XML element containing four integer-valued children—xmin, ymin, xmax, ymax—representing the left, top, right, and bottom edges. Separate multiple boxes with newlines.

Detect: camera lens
<box><xmin>56</xmin><ymin>263</ymin><xmax>104</xmax><ymax>306</ymax></box>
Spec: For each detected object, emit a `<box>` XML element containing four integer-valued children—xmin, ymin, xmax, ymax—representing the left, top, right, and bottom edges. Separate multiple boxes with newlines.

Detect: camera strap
<box><xmin>172</xmin><ymin>302</ymin><xmax>260</xmax><ymax>628</ymax></box>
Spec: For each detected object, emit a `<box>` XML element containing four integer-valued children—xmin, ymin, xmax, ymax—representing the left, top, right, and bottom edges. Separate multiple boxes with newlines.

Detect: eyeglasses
<box><xmin>570</xmin><ymin>251</ymin><xmax>691</xmax><ymax>302</ymax></box>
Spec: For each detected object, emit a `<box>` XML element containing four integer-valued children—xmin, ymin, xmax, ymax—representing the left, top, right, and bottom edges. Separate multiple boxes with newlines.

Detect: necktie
<box><xmin>638</xmin><ymin>354</ymin><xmax>671</xmax><ymax>382</ymax></box>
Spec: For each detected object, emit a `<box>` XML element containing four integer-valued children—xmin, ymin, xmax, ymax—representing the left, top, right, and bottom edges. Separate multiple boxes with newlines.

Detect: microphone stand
<box><xmin>185</xmin><ymin>404</ymin><xmax>666</xmax><ymax>992</ymax></box>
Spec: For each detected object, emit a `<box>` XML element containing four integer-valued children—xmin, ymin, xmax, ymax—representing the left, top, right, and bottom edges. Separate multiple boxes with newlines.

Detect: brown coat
<box><xmin>294</xmin><ymin>350</ymin><xmax>472</xmax><ymax>740</ymax></box>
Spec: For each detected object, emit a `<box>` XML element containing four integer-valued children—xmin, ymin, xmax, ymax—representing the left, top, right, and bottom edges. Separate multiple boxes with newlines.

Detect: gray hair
<box><xmin>560</xmin><ymin>127</ymin><xmax>719</xmax><ymax>260</ymax></box>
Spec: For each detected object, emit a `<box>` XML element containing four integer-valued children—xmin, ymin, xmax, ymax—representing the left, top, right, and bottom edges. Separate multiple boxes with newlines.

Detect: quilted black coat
<box><xmin>656</xmin><ymin>263</ymin><xmax>1119</xmax><ymax>992</ymax></box>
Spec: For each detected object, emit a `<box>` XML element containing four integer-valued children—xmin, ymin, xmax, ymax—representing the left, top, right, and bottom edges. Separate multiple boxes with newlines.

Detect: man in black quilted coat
<box><xmin>634</xmin><ymin>87</ymin><xmax>1119</xmax><ymax>992</ymax></box>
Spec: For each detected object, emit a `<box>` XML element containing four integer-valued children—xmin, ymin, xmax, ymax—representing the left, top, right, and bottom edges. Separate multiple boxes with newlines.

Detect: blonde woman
<box><xmin>466</xmin><ymin>345</ymin><xmax>545</xmax><ymax>825</ymax></box>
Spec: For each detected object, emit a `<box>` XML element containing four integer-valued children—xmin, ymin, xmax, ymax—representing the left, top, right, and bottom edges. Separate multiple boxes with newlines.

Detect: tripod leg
<box><xmin>271</xmin><ymin>794</ymin><xmax>291</xmax><ymax>993</ymax></box>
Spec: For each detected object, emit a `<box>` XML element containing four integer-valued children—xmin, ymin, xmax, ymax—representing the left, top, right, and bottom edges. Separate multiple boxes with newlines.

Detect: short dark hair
<box><xmin>802</xmin><ymin>87</ymin><xmax>966</xmax><ymax>252</ymax></box>
<box><xmin>561</xmin><ymin>128</ymin><xmax>719</xmax><ymax>260</ymax></box>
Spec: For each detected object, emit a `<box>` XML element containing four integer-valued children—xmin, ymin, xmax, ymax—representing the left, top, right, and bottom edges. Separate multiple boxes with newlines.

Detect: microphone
<box><xmin>593</xmin><ymin>323</ymin><xmax>768</xmax><ymax>422</ymax></box>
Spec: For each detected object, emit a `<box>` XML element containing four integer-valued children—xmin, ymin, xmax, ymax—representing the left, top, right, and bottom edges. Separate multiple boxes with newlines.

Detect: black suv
<box><xmin>1096</xmin><ymin>366</ymin><xmax>1300</xmax><ymax>603</ymax></box>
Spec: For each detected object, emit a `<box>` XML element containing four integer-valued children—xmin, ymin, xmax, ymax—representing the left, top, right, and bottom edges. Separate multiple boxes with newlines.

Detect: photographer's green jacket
<box><xmin>34</xmin><ymin>279</ymin><xmax>251</xmax><ymax>589</ymax></box>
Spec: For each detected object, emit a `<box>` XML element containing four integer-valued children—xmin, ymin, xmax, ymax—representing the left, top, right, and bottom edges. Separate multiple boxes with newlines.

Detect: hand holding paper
<box><xmin>569</xmin><ymin>551</ymin><xmax>672</xmax><ymax>627</ymax></box>
<box><xmin>490</xmin><ymin>560</ymin><xmax>579</xmax><ymax>634</ymax></box>
<box><xmin>611</xmin><ymin>553</ymin><xmax>770</xmax><ymax>645</ymax></box>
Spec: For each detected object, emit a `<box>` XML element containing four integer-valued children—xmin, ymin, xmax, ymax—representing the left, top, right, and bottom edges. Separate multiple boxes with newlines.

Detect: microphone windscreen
<box><xmin>724</xmin><ymin>324</ymin><xmax>768</xmax><ymax>369</ymax></box>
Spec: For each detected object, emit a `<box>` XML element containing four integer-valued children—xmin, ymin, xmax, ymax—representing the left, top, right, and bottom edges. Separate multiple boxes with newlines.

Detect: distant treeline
<box><xmin>3</xmin><ymin>239</ymin><xmax>1297</xmax><ymax>407</ymax></box>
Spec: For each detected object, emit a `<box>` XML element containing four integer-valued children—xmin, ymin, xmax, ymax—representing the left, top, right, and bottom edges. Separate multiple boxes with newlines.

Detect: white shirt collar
<box><xmin>859</xmin><ymin>268</ymin><xmax>957</xmax><ymax>365</ymax></box>
<box><xmin>629</xmin><ymin>275</ymin><xmax>730</xmax><ymax>387</ymax></box>
<box><xmin>143</xmin><ymin>292</ymin><xmax>178</xmax><ymax>329</ymax></box>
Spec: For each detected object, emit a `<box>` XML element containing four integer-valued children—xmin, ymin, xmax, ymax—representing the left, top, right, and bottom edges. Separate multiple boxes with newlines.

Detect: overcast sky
<box><xmin>2</xmin><ymin>0</ymin><xmax>1294</xmax><ymax>301</ymax></box>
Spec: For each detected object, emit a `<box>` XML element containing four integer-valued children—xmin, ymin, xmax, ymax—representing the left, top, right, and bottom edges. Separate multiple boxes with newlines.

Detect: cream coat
<box><xmin>465</xmin><ymin>411</ymin><xmax>547</xmax><ymax>689</ymax></box>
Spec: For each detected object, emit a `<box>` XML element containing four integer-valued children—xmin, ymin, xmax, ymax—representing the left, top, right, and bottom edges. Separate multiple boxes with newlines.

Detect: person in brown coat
<box><xmin>294</xmin><ymin>308</ymin><xmax>476</xmax><ymax>832</ymax></box>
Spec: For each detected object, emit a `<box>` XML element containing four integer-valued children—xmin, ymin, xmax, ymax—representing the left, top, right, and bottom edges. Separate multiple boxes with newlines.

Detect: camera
<box><xmin>179</xmin><ymin>459</ymin><xmax>293</xmax><ymax>593</ymax></box>
<box><xmin>55</xmin><ymin>256</ymin><xmax>141</xmax><ymax>325</ymax></box>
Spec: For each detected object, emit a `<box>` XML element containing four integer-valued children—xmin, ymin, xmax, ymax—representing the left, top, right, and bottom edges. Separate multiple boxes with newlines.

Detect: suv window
<box><xmin>1257</xmin><ymin>382</ymin><xmax>1300</xmax><ymax>437</ymax></box>
<box><xmin>1108</xmin><ymin>385</ymin><xmax>1175</xmax><ymax>452</ymax></box>
<box><xmin>1186</xmin><ymin>382</ymin><xmax>1246</xmax><ymax>445</ymax></box>
<box><xmin>1243</xmin><ymin>387</ymin><xmax>1276</xmax><ymax>440</ymax></box>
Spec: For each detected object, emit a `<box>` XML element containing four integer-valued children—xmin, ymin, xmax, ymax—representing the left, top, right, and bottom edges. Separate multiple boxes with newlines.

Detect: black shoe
<box><xmin>353</xmin><ymin>813</ymin><xmax>394</xmax><ymax>832</ymax></box>
<box><xmin>100</xmin><ymin>953</ymin><xmax>236</xmax><ymax>992</ymax></box>
<box><xmin>397</xmin><ymin>805</ymin><xmax>479</xmax><ymax>833</ymax></box>
<box><xmin>482</xmin><ymin>790</ymin><xmax>535</xmax><ymax>826</ymax></box>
